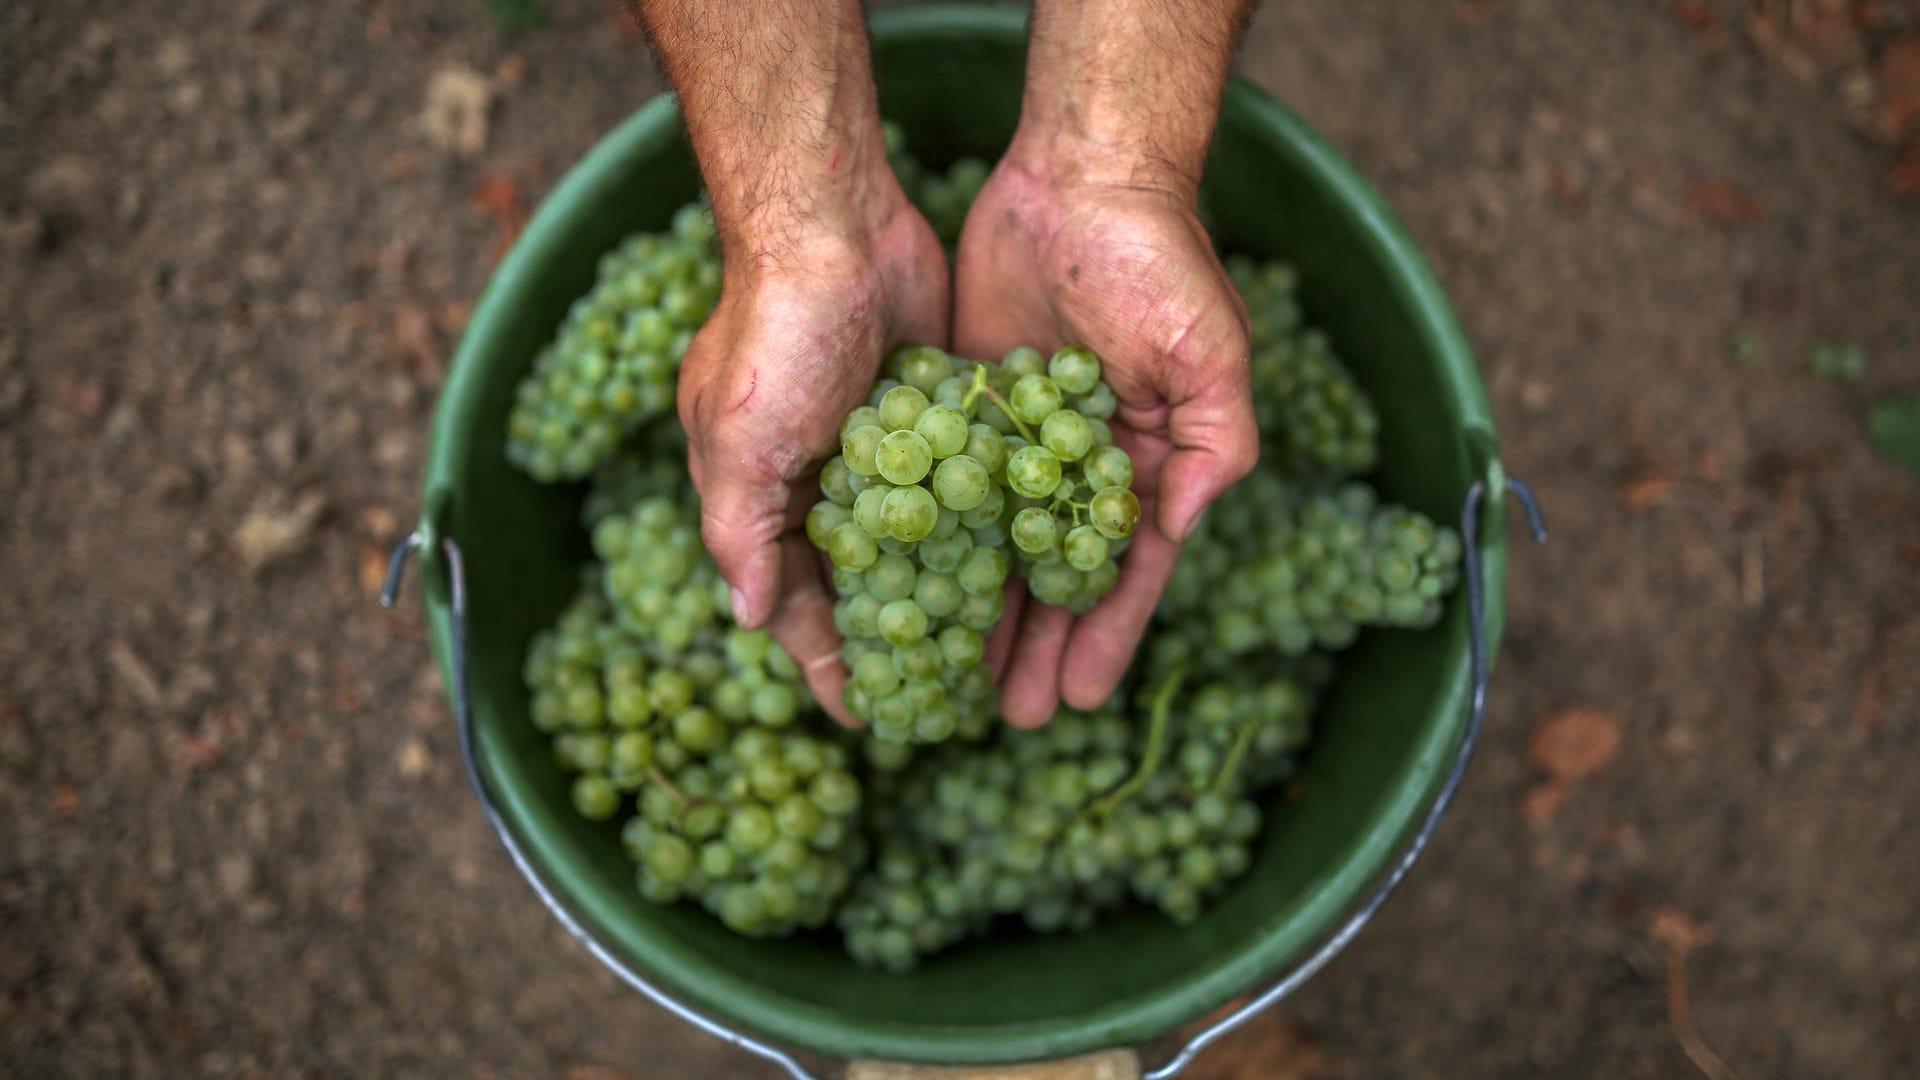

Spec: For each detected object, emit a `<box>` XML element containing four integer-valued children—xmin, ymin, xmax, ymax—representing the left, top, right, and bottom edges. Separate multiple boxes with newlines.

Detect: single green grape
<box><xmin>819</xmin><ymin>457</ymin><xmax>856</xmax><ymax>506</ymax></box>
<box><xmin>957</xmin><ymin>546</ymin><xmax>1009</xmax><ymax>597</ymax></box>
<box><xmin>1010</xmin><ymin>506</ymin><xmax>1058</xmax><ymax>555</ymax></box>
<box><xmin>913</xmin><ymin>571</ymin><xmax>965</xmax><ymax>618</ymax></box>
<box><xmin>1089</xmin><ymin>486</ymin><xmax>1141</xmax><ymax>539</ymax></box>
<box><xmin>914</xmin><ymin>405</ymin><xmax>970</xmax><ymax>458</ymax></box>
<box><xmin>1010</xmin><ymin>374</ymin><xmax>1064</xmax><ymax>425</ymax></box>
<box><xmin>1002</xmin><ymin>346</ymin><xmax>1046</xmax><ymax>378</ymax></box>
<box><xmin>931</xmin><ymin>454</ymin><xmax>991</xmax><ymax>511</ymax></box>
<box><xmin>852</xmin><ymin>484</ymin><xmax>892</xmax><ymax>536</ymax></box>
<box><xmin>1027</xmin><ymin>560</ymin><xmax>1085</xmax><ymax>607</ymax></box>
<box><xmin>876</xmin><ymin>429</ymin><xmax>934</xmax><ymax>485</ymax></box>
<box><xmin>878</xmin><ymin>385</ymin><xmax>930</xmax><ymax>431</ymax></box>
<box><xmin>937</xmin><ymin>625</ymin><xmax>985</xmax><ymax>667</ymax></box>
<box><xmin>882</xmin><ymin>484</ymin><xmax>939</xmax><ymax>542</ymax></box>
<box><xmin>963</xmin><ymin>423</ymin><xmax>1007</xmax><ymax>474</ymax></box>
<box><xmin>1048</xmin><ymin>345</ymin><xmax>1102</xmax><ymax>395</ymax></box>
<box><xmin>825</xmin><ymin>521</ymin><xmax>878</xmax><ymax>570</ymax></box>
<box><xmin>932</xmin><ymin>374</ymin><xmax>973</xmax><ymax>408</ymax></box>
<box><xmin>1081</xmin><ymin>445</ymin><xmax>1133</xmax><ymax>492</ymax></box>
<box><xmin>853</xmin><ymin>650</ymin><xmax>902</xmax><ymax>697</ymax></box>
<box><xmin>1063</xmin><ymin>525</ymin><xmax>1110</xmax><ymax>572</ymax></box>
<box><xmin>572</xmin><ymin>775</ymin><xmax>619</xmax><ymax>820</ymax></box>
<box><xmin>878</xmin><ymin>599</ymin><xmax>930</xmax><ymax>647</ymax></box>
<box><xmin>841</xmin><ymin>405</ymin><xmax>883</xmax><ymax>437</ymax></box>
<box><xmin>842</xmin><ymin>424</ymin><xmax>885</xmax><ymax>476</ymax></box>
<box><xmin>866</xmin><ymin>553</ymin><xmax>918</xmax><ymax>602</ymax></box>
<box><xmin>896</xmin><ymin>346</ymin><xmax>955</xmax><ymax>394</ymax></box>
<box><xmin>1006</xmin><ymin>445</ymin><xmax>1064</xmax><ymax>498</ymax></box>
<box><xmin>1075</xmin><ymin>382</ymin><xmax>1118</xmax><ymax>420</ymax></box>
<box><xmin>1039</xmin><ymin>410</ymin><xmax>1093</xmax><ymax>462</ymax></box>
<box><xmin>807</xmin><ymin>500</ymin><xmax>852</xmax><ymax>548</ymax></box>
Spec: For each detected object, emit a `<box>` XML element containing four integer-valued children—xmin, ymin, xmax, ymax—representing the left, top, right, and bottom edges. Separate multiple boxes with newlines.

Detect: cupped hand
<box><xmin>953</xmin><ymin>146</ymin><xmax>1258</xmax><ymax>727</ymax></box>
<box><xmin>679</xmin><ymin>196</ymin><xmax>948</xmax><ymax>723</ymax></box>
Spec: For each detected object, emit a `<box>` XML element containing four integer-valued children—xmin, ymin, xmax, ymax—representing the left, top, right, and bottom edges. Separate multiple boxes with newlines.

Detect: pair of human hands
<box><xmin>679</xmin><ymin>134</ymin><xmax>1258</xmax><ymax>729</ymax></box>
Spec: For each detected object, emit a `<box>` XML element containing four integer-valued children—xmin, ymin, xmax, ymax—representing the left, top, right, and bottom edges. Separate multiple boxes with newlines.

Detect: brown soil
<box><xmin>4</xmin><ymin>1</ymin><xmax>1916</xmax><ymax>1077</ymax></box>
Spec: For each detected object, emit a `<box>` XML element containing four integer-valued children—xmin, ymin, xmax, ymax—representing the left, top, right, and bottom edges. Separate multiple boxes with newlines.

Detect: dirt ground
<box><xmin>4</xmin><ymin>0</ymin><xmax>1917</xmax><ymax>1077</ymax></box>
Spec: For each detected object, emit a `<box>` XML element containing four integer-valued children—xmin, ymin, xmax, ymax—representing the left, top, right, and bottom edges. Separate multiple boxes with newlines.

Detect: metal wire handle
<box><xmin>381</xmin><ymin>476</ymin><xmax>1546</xmax><ymax>1080</ymax></box>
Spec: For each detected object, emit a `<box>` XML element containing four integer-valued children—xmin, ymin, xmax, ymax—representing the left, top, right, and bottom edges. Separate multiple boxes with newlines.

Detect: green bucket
<box><xmin>383</xmin><ymin>5</ymin><xmax>1543</xmax><ymax>1076</ymax></box>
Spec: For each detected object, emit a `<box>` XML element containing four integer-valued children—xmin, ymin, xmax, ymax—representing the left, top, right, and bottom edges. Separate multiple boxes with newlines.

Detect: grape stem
<box><xmin>1211</xmin><ymin>719</ymin><xmax>1261</xmax><ymax>795</ymax></box>
<box><xmin>647</xmin><ymin>765</ymin><xmax>699</xmax><ymax>808</ymax></box>
<box><xmin>1090</xmin><ymin>666</ymin><xmax>1186</xmax><ymax>817</ymax></box>
<box><xmin>962</xmin><ymin>365</ymin><xmax>1037</xmax><ymax>443</ymax></box>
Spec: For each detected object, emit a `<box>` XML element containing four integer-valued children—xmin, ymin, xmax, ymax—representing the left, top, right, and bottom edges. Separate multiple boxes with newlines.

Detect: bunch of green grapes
<box><xmin>836</xmin><ymin>668</ymin><xmax>1314</xmax><ymax>970</ymax></box>
<box><xmin>808</xmin><ymin>344</ymin><xmax>1141</xmax><ymax>742</ymax></box>
<box><xmin>505</xmin><ymin>204</ymin><xmax>720</xmax><ymax>483</ymax></box>
<box><xmin>1159</xmin><ymin>469</ymin><xmax>1463</xmax><ymax>664</ymax></box>
<box><xmin>1228</xmin><ymin>255</ymin><xmax>1381</xmax><ymax>480</ymax></box>
<box><xmin>526</xmin><ymin>490</ymin><xmax>870</xmax><ymax>938</ymax></box>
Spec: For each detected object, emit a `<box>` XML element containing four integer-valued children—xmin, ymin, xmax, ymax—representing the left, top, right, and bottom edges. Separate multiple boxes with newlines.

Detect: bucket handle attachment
<box><xmin>381</xmin><ymin>475</ymin><xmax>1545</xmax><ymax>1080</ymax></box>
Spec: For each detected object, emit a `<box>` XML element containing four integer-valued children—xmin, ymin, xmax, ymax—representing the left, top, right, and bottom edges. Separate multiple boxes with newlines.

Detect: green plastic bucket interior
<box><xmin>415</xmin><ymin>3</ymin><xmax>1507</xmax><ymax>1067</ymax></box>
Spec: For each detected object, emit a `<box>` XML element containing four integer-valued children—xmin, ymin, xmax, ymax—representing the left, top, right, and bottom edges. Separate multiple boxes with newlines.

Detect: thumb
<box><xmin>1155</xmin><ymin>357</ymin><xmax>1259</xmax><ymax>543</ymax></box>
<box><xmin>692</xmin><ymin>442</ymin><xmax>791</xmax><ymax>630</ymax></box>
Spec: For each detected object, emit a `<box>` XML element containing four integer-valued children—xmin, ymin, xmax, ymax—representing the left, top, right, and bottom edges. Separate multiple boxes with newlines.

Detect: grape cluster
<box><xmin>1227</xmin><ymin>255</ymin><xmax>1381</xmax><ymax>480</ymax></box>
<box><xmin>505</xmin><ymin>204</ymin><xmax>720</xmax><ymax>482</ymax></box>
<box><xmin>526</xmin><ymin>486</ymin><xmax>869</xmax><ymax>938</ymax></box>
<box><xmin>1156</xmin><ymin>469</ymin><xmax>1462</xmax><ymax>664</ymax></box>
<box><xmin>835</xmin><ymin>668</ymin><xmax>1313</xmax><ymax>970</ymax></box>
<box><xmin>809</xmin><ymin>345</ymin><xmax>1141</xmax><ymax>742</ymax></box>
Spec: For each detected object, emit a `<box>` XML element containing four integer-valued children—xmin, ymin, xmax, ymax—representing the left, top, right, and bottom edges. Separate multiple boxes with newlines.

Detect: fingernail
<box><xmin>1179</xmin><ymin>506</ymin><xmax>1207</xmax><ymax>541</ymax></box>
<box><xmin>730</xmin><ymin>587</ymin><xmax>752</xmax><ymax>627</ymax></box>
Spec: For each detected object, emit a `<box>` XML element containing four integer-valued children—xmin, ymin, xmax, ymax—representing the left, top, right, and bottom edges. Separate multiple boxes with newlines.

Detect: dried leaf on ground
<box><xmin>1685</xmin><ymin>180</ymin><xmax>1768</xmax><ymax>224</ymax></box>
<box><xmin>1620</xmin><ymin>468</ymin><xmax>1679</xmax><ymax>511</ymax></box>
<box><xmin>421</xmin><ymin>65</ymin><xmax>494</xmax><ymax>158</ymax></box>
<box><xmin>1529</xmin><ymin>707</ymin><xmax>1623</xmax><ymax>783</ymax></box>
<box><xmin>472</xmin><ymin>173</ymin><xmax>528</xmax><ymax>261</ymax></box>
<box><xmin>234</xmin><ymin>492</ymin><xmax>327</xmax><ymax>571</ymax></box>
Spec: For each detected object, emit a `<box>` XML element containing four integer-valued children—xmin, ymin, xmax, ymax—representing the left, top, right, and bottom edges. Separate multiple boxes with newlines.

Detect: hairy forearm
<box><xmin>636</xmin><ymin>0</ymin><xmax>897</xmax><ymax>265</ymax></box>
<box><xmin>1020</xmin><ymin>0</ymin><xmax>1253</xmax><ymax>196</ymax></box>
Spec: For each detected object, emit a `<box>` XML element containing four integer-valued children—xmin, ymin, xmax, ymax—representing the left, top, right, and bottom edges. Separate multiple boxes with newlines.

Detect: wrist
<box><xmin>999</xmin><ymin>122</ymin><xmax>1206</xmax><ymax>204</ymax></box>
<box><xmin>706</xmin><ymin>126</ymin><xmax>912</xmax><ymax>276</ymax></box>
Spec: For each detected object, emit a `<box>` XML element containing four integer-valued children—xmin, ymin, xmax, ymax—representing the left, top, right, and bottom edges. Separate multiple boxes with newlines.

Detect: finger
<box><xmin>765</xmin><ymin>533</ymin><xmax>855</xmax><ymax>727</ymax></box>
<box><xmin>999</xmin><ymin>601</ymin><xmax>1074</xmax><ymax>729</ymax></box>
<box><xmin>984</xmin><ymin>580</ymin><xmax>1027</xmax><ymax>682</ymax></box>
<box><xmin>1155</xmin><ymin>375</ymin><xmax>1258</xmax><ymax>543</ymax></box>
<box><xmin>1060</xmin><ymin>517</ymin><xmax>1183</xmax><ymax>710</ymax></box>
<box><xmin>695</xmin><ymin>452</ymin><xmax>790</xmax><ymax>629</ymax></box>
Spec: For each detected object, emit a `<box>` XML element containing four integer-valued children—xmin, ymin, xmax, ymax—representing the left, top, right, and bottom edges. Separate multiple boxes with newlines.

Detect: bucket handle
<box><xmin>381</xmin><ymin>475</ymin><xmax>1545</xmax><ymax>1080</ymax></box>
